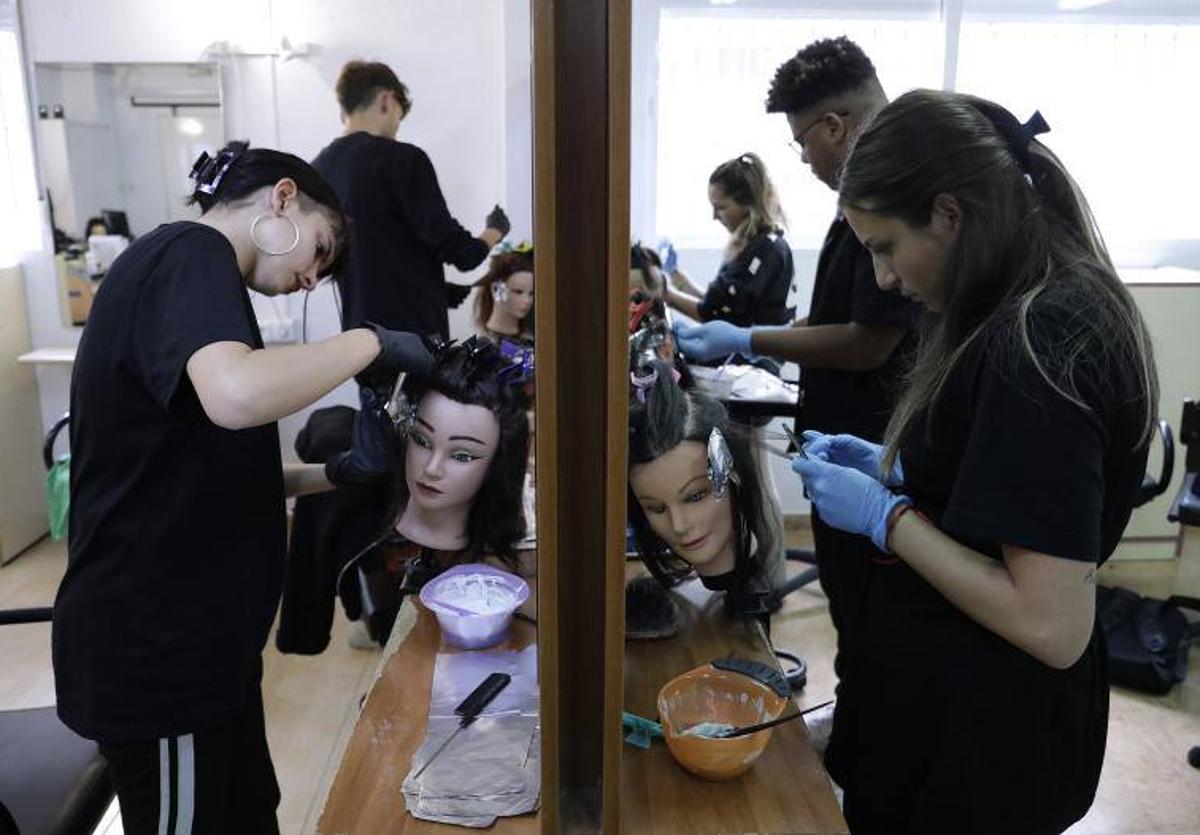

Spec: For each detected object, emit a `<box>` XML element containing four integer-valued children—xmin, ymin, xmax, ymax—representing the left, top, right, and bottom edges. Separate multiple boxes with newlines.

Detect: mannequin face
<box><xmin>629</xmin><ymin>440</ymin><xmax>737</xmax><ymax>576</ymax></box>
<box><xmin>405</xmin><ymin>391</ymin><xmax>500</xmax><ymax>514</ymax></box>
<box><xmin>498</xmin><ymin>270</ymin><xmax>534</xmax><ymax>321</ymax></box>
<box><xmin>246</xmin><ymin>179</ymin><xmax>339</xmax><ymax>296</ymax></box>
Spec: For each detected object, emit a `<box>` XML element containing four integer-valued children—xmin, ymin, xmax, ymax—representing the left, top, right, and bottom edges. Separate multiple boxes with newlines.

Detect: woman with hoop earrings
<box><xmin>52</xmin><ymin>140</ymin><xmax>430</xmax><ymax>834</ymax></box>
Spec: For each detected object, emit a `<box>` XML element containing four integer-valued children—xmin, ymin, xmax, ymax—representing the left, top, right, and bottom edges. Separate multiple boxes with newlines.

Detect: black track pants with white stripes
<box><xmin>98</xmin><ymin>689</ymin><xmax>280</xmax><ymax>835</ymax></box>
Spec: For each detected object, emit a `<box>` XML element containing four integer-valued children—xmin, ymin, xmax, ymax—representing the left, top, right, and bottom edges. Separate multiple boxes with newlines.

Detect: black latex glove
<box><xmin>445</xmin><ymin>282</ymin><xmax>472</xmax><ymax>309</ymax></box>
<box><xmin>486</xmin><ymin>204</ymin><xmax>511</xmax><ymax>238</ymax></box>
<box><xmin>355</xmin><ymin>323</ymin><xmax>433</xmax><ymax>395</ymax></box>
<box><xmin>325</xmin><ymin>388</ymin><xmax>397</xmax><ymax>487</ymax></box>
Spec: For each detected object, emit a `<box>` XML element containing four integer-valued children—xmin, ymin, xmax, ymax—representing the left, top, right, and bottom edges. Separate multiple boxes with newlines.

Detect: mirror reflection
<box><xmin>33</xmin><ymin>62</ymin><xmax>223</xmax><ymax>325</ymax></box>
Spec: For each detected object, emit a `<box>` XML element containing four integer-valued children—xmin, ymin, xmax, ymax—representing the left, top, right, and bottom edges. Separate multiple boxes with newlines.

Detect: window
<box><xmin>644</xmin><ymin>0</ymin><xmax>1200</xmax><ymax>268</ymax></box>
<box><xmin>654</xmin><ymin>7</ymin><xmax>943</xmax><ymax>249</ymax></box>
<box><xmin>956</xmin><ymin>12</ymin><xmax>1200</xmax><ymax>261</ymax></box>
<box><xmin>0</xmin><ymin>23</ymin><xmax>40</xmax><ymax>266</ymax></box>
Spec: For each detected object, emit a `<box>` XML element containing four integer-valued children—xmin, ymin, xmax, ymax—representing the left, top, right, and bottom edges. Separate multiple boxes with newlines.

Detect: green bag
<box><xmin>46</xmin><ymin>455</ymin><xmax>70</xmax><ymax>541</ymax></box>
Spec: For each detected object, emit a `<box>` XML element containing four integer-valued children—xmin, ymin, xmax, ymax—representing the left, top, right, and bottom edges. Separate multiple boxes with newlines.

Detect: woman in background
<box><xmin>663</xmin><ymin>152</ymin><xmax>794</xmax><ymax>337</ymax></box>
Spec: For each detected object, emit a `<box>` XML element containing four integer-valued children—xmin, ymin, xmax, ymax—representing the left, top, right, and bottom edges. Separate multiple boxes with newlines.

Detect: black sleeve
<box><xmin>697</xmin><ymin>234</ymin><xmax>792</xmax><ymax>327</ymax></box>
<box><xmin>391</xmin><ymin>146</ymin><xmax>489</xmax><ymax>271</ymax></box>
<box><xmin>941</xmin><ymin>319</ymin><xmax>1107</xmax><ymax>563</ymax></box>
<box><xmin>848</xmin><ymin>244</ymin><xmax>918</xmax><ymax>328</ymax></box>
<box><xmin>132</xmin><ymin>231</ymin><xmax>256</xmax><ymax>411</ymax></box>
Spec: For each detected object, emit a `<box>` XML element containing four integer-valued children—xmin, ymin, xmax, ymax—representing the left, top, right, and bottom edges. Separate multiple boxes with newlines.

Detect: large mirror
<box><xmin>32</xmin><ymin>62</ymin><xmax>222</xmax><ymax>324</ymax></box>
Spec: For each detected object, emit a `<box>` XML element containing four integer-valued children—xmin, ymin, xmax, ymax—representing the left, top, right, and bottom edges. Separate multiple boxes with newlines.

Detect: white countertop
<box><xmin>17</xmin><ymin>348</ymin><xmax>76</xmax><ymax>366</ymax></box>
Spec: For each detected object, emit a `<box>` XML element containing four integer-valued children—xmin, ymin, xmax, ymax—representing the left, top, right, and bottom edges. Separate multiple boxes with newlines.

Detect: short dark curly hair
<box><xmin>765</xmin><ymin>36</ymin><xmax>877</xmax><ymax>115</ymax></box>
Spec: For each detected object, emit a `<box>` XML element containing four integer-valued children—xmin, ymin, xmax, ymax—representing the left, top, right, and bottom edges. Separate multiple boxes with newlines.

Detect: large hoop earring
<box><xmin>250</xmin><ymin>213</ymin><xmax>300</xmax><ymax>256</ymax></box>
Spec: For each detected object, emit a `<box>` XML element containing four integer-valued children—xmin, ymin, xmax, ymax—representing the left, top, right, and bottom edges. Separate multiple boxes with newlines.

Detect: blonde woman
<box><xmin>664</xmin><ymin>152</ymin><xmax>793</xmax><ymax>330</ymax></box>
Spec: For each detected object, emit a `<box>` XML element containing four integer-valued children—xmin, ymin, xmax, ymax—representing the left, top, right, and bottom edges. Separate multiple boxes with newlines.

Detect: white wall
<box><xmin>19</xmin><ymin>0</ymin><xmax>528</xmax><ymax>462</ymax></box>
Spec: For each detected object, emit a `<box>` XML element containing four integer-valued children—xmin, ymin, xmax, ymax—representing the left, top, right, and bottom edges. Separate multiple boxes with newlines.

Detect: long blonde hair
<box><xmin>838</xmin><ymin>90</ymin><xmax>1157</xmax><ymax>472</ymax></box>
<box><xmin>709</xmin><ymin>152</ymin><xmax>787</xmax><ymax>261</ymax></box>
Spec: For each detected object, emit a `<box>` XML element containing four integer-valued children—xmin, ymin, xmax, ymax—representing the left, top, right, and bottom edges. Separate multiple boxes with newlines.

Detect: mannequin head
<box><xmin>629</xmin><ymin>243</ymin><xmax>665</xmax><ymax>297</ymax></box>
<box><xmin>626</xmin><ymin>361</ymin><xmax>774</xmax><ymax>591</ymax></box>
<box><xmin>391</xmin><ymin>336</ymin><xmax>530</xmax><ymax>565</ymax></box>
<box><xmin>474</xmin><ymin>248</ymin><xmax>535</xmax><ymax>339</ymax></box>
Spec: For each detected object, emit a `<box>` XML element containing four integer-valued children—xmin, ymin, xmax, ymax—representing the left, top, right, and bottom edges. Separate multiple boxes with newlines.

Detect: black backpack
<box><xmin>1097</xmin><ymin>586</ymin><xmax>1200</xmax><ymax>694</ymax></box>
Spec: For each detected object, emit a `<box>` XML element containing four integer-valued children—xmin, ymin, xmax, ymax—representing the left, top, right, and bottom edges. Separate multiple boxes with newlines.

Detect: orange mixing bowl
<box><xmin>657</xmin><ymin>662</ymin><xmax>788</xmax><ymax>781</ymax></box>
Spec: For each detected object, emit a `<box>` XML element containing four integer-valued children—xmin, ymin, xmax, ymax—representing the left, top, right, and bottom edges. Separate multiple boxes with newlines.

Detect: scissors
<box><xmin>756</xmin><ymin>425</ymin><xmax>808</xmax><ymax>462</ymax></box>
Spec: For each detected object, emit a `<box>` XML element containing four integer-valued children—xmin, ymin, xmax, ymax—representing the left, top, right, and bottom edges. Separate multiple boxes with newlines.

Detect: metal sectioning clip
<box><xmin>707</xmin><ymin>427</ymin><xmax>738</xmax><ymax>500</ymax></box>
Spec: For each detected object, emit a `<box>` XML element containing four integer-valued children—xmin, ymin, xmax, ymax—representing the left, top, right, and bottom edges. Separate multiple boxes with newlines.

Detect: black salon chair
<box><xmin>1137</xmin><ymin>418</ymin><xmax>1176</xmax><ymax>508</ymax></box>
<box><xmin>0</xmin><ymin>412</ymin><xmax>115</xmax><ymax>835</ymax></box>
<box><xmin>0</xmin><ymin>608</ymin><xmax>114</xmax><ymax>835</ymax></box>
<box><xmin>1168</xmin><ymin>400</ymin><xmax>1199</xmax><ymax>527</ymax></box>
<box><xmin>1166</xmin><ymin>400</ymin><xmax>1200</xmax><ymax>771</ymax></box>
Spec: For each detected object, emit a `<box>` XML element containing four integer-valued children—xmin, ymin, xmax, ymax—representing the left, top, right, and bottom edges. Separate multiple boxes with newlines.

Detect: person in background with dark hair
<box><xmin>313</xmin><ymin>60</ymin><xmax>511</xmax><ymax>339</ymax></box>
<box><xmin>662</xmin><ymin>152</ymin><xmax>794</xmax><ymax>332</ymax></box>
<box><xmin>673</xmin><ymin>37</ymin><xmax>918</xmax><ymax>721</ymax></box>
<box><xmin>791</xmin><ymin>89</ymin><xmax>1158</xmax><ymax>834</ymax></box>
<box><xmin>52</xmin><ymin>141</ymin><xmax>430</xmax><ymax>835</ymax></box>
<box><xmin>84</xmin><ymin>216</ymin><xmax>108</xmax><ymax>238</ymax></box>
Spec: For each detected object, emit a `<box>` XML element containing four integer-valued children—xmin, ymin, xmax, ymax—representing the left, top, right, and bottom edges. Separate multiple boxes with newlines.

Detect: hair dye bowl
<box><xmin>657</xmin><ymin>663</ymin><xmax>788</xmax><ymax>780</ymax></box>
<box><xmin>419</xmin><ymin>564</ymin><xmax>530</xmax><ymax>649</ymax></box>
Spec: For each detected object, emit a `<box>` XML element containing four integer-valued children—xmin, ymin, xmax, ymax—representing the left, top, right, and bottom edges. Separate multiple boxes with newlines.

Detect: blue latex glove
<box><xmin>672</xmin><ymin>319</ymin><xmax>753</xmax><ymax>362</ymax></box>
<box><xmin>325</xmin><ymin>387</ymin><xmax>397</xmax><ymax>487</ymax></box>
<box><xmin>801</xmin><ymin>430</ymin><xmax>904</xmax><ymax>487</ymax></box>
<box><xmin>791</xmin><ymin>455</ymin><xmax>910</xmax><ymax>552</ymax></box>
<box><xmin>658</xmin><ymin>238</ymin><xmax>678</xmax><ymax>274</ymax></box>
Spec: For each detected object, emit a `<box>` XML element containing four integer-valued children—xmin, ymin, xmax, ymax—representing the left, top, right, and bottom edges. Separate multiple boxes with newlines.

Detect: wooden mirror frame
<box><xmin>533</xmin><ymin>1</ymin><xmax>630</xmax><ymax>831</ymax></box>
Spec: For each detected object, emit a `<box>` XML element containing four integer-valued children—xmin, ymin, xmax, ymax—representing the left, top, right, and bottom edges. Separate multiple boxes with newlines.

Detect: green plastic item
<box><xmin>621</xmin><ymin>711</ymin><xmax>664</xmax><ymax>750</ymax></box>
<box><xmin>46</xmin><ymin>455</ymin><xmax>70</xmax><ymax>541</ymax></box>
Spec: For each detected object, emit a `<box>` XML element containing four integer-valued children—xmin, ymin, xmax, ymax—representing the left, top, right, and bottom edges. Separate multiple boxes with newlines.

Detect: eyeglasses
<box><xmin>787</xmin><ymin>110</ymin><xmax>849</xmax><ymax>154</ymax></box>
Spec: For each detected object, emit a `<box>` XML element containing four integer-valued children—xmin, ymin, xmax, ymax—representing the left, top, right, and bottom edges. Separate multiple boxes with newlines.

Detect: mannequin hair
<box><xmin>473</xmin><ymin>248</ymin><xmax>535</xmax><ymax>335</ymax></box>
<box><xmin>385</xmin><ymin>336</ymin><xmax>530</xmax><ymax>567</ymax></box>
<box><xmin>627</xmin><ymin>360</ymin><xmax>774</xmax><ymax>589</ymax></box>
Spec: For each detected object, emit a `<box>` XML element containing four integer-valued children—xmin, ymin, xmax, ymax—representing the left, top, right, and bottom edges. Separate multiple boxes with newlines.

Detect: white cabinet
<box><xmin>0</xmin><ymin>266</ymin><xmax>50</xmax><ymax>563</ymax></box>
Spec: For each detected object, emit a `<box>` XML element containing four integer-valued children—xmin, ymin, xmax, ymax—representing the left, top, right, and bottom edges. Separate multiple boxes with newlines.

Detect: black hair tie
<box><xmin>976</xmin><ymin>103</ymin><xmax>1050</xmax><ymax>177</ymax></box>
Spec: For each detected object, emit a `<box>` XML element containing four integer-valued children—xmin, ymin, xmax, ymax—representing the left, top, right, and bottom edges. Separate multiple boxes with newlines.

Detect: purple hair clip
<box><xmin>496</xmin><ymin>339</ymin><xmax>535</xmax><ymax>385</ymax></box>
<box><xmin>630</xmin><ymin>367</ymin><xmax>658</xmax><ymax>403</ymax></box>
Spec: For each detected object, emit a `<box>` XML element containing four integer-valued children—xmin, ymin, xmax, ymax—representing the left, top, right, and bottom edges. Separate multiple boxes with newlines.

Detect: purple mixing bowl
<box><xmin>419</xmin><ymin>563</ymin><xmax>530</xmax><ymax>649</ymax></box>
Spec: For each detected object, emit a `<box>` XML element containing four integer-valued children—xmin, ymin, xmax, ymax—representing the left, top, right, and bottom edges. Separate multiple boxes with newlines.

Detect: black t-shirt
<box><xmin>799</xmin><ymin>216</ymin><xmax>918</xmax><ymax>440</ymax></box>
<box><xmin>830</xmin><ymin>277</ymin><xmax>1149</xmax><ymax>832</ymax></box>
<box><xmin>312</xmin><ymin>133</ymin><xmax>489</xmax><ymax>338</ymax></box>
<box><xmin>696</xmin><ymin>230</ymin><xmax>795</xmax><ymax>327</ymax></box>
<box><xmin>53</xmin><ymin>222</ymin><xmax>286</xmax><ymax>743</ymax></box>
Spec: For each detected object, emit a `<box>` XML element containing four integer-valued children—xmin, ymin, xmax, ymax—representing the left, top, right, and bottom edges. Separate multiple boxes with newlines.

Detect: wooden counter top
<box><xmin>320</xmin><ymin>572</ymin><xmax>845</xmax><ymax>833</ymax></box>
<box><xmin>622</xmin><ymin>577</ymin><xmax>847</xmax><ymax>833</ymax></box>
<box><xmin>318</xmin><ymin>602</ymin><xmax>539</xmax><ymax>834</ymax></box>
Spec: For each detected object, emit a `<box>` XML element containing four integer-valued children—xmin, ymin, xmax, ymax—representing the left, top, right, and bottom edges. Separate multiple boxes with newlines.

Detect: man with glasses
<box><xmin>674</xmin><ymin>35</ymin><xmax>917</xmax><ymax>766</ymax></box>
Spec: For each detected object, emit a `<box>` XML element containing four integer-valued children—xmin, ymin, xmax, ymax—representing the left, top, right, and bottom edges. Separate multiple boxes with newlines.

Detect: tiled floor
<box><xmin>3</xmin><ymin>528</ymin><xmax>1198</xmax><ymax>834</ymax></box>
